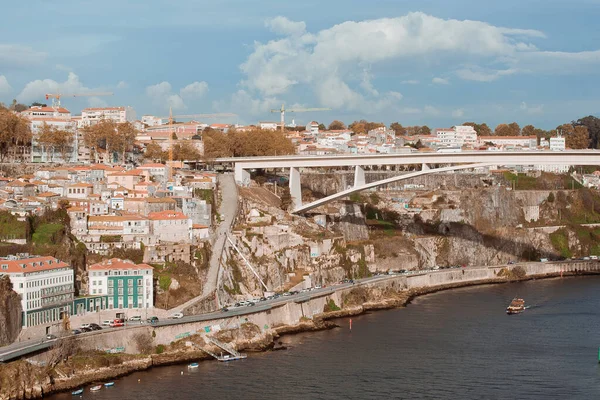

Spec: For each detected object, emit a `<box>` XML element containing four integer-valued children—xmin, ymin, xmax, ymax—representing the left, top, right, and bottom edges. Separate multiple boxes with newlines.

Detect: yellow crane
<box><xmin>270</xmin><ymin>104</ymin><xmax>330</xmax><ymax>132</ymax></box>
<box><xmin>44</xmin><ymin>92</ymin><xmax>114</xmax><ymax>109</ymax></box>
<box><xmin>159</xmin><ymin>110</ymin><xmax>237</xmax><ymax>180</ymax></box>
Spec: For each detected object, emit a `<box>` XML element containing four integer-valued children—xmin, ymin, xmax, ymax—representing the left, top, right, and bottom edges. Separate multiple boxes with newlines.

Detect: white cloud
<box><xmin>0</xmin><ymin>75</ymin><xmax>12</xmax><ymax>96</ymax></box>
<box><xmin>432</xmin><ymin>77</ymin><xmax>449</xmax><ymax>85</ymax></box>
<box><xmin>265</xmin><ymin>16</ymin><xmax>306</xmax><ymax>36</ymax></box>
<box><xmin>400</xmin><ymin>80</ymin><xmax>419</xmax><ymax>84</ymax></box>
<box><xmin>452</xmin><ymin>108</ymin><xmax>465</xmax><ymax>118</ymax></box>
<box><xmin>216</xmin><ymin>89</ymin><xmax>280</xmax><ymax>117</ymax></box>
<box><xmin>17</xmin><ymin>72</ymin><xmax>97</xmax><ymax>103</ymax></box>
<box><xmin>520</xmin><ymin>101</ymin><xmax>544</xmax><ymax>115</ymax></box>
<box><xmin>240</xmin><ymin>12</ymin><xmax>553</xmax><ymax>112</ymax></box>
<box><xmin>146</xmin><ymin>81</ymin><xmax>172</xmax><ymax>99</ymax></box>
<box><xmin>180</xmin><ymin>81</ymin><xmax>209</xmax><ymax>99</ymax></box>
<box><xmin>456</xmin><ymin>67</ymin><xmax>518</xmax><ymax>82</ymax></box>
<box><xmin>0</xmin><ymin>44</ymin><xmax>46</xmax><ymax>67</ymax></box>
<box><xmin>116</xmin><ymin>81</ymin><xmax>128</xmax><ymax>89</ymax></box>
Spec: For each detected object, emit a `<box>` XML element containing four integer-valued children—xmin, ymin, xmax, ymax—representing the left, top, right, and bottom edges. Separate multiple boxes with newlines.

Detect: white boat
<box><xmin>188</xmin><ymin>362</ymin><xmax>199</xmax><ymax>369</ymax></box>
<box><xmin>104</xmin><ymin>382</ymin><xmax>114</xmax><ymax>387</ymax></box>
<box><xmin>90</xmin><ymin>385</ymin><xmax>102</xmax><ymax>392</ymax></box>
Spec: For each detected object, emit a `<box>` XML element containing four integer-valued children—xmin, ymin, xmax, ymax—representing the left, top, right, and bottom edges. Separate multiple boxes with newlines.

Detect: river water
<box><xmin>52</xmin><ymin>276</ymin><xmax>600</xmax><ymax>399</ymax></box>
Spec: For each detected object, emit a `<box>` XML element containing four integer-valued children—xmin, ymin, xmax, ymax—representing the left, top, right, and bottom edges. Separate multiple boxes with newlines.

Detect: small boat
<box><xmin>188</xmin><ymin>362</ymin><xmax>199</xmax><ymax>369</ymax></box>
<box><xmin>506</xmin><ymin>297</ymin><xmax>526</xmax><ymax>315</ymax></box>
<box><xmin>104</xmin><ymin>382</ymin><xmax>114</xmax><ymax>387</ymax></box>
<box><xmin>90</xmin><ymin>385</ymin><xmax>102</xmax><ymax>392</ymax></box>
<box><xmin>71</xmin><ymin>389</ymin><xmax>84</xmax><ymax>395</ymax></box>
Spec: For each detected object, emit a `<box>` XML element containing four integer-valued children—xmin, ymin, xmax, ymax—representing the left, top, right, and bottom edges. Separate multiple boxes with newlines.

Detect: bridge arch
<box><xmin>293</xmin><ymin>163</ymin><xmax>494</xmax><ymax>213</ymax></box>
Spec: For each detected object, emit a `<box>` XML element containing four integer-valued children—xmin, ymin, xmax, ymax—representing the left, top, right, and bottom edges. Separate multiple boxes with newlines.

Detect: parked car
<box><xmin>147</xmin><ymin>316</ymin><xmax>159</xmax><ymax>324</ymax></box>
<box><xmin>89</xmin><ymin>323</ymin><xmax>102</xmax><ymax>331</ymax></box>
<box><xmin>45</xmin><ymin>334</ymin><xmax>57</xmax><ymax>340</ymax></box>
<box><xmin>101</xmin><ymin>320</ymin><xmax>112</xmax><ymax>327</ymax></box>
<box><xmin>80</xmin><ymin>323</ymin><xmax>91</xmax><ymax>329</ymax></box>
<box><xmin>170</xmin><ymin>313</ymin><xmax>184</xmax><ymax>319</ymax></box>
<box><xmin>109</xmin><ymin>319</ymin><xmax>125</xmax><ymax>327</ymax></box>
<box><xmin>129</xmin><ymin>315</ymin><xmax>142</xmax><ymax>322</ymax></box>
<box><xmin>71</xmin><ymin>329</ymin><xmax>82</xmax><ymax>335</ymax></box>
<box><xmin>80</xmin><ymin>327</ymin><xmax>92</xmax><ymax>333</ymax></box>
<box><xmin>221</xmin><ymin>307</ymin><xmax>229</xmax><ymax>312</ymax></box>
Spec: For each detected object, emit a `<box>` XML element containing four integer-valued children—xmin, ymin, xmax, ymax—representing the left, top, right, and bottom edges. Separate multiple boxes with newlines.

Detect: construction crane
<box><xmin>161</xmin><ymin>110</ymin><xmax>238</xmax><ymax>181</ymax></box>
<box><xmin>44</xmin><ymin>92</ymin><xmax>114</xmax><ymax>109</ymax></box>
<box><xmin>270</xmin><ymin>104</ymin><xmax>330</xmax><ymax>132</ymax></box>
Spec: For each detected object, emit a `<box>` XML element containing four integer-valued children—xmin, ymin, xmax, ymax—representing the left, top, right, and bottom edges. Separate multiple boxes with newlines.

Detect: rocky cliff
<box><xmin>0</xmin><ymin>275</ymin><xmax>22</xmax><ymax>346</ymax></box>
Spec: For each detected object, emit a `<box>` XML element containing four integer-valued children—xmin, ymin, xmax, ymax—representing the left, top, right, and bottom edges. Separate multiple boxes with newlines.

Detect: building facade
<box><xmin>80</xmin><ymin>107</ymin><xmax>128</xmax><ymax>127</ymax></box>
<box><xmin>88</xmin><ymin>258</ymin><xmax>153</xmax><ymax>309</ymax></box>
<box><xmin>0</xmin><ymin>254</ymin><xmax>74</xmax><ymax>328</ymax></box>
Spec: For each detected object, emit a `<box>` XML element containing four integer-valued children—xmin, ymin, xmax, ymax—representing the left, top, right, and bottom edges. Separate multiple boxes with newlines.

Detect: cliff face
<box><xmin>0</xmin><ymin>275</ymin><xmax>22</xmax><ymax>346</ymax></box>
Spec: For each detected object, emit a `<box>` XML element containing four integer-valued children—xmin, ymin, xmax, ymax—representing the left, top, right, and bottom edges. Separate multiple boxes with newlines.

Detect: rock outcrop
<box><xmin>0</xmin><ymin>275</ymin><xmax>22</xmax><ymax>346</ymax></box>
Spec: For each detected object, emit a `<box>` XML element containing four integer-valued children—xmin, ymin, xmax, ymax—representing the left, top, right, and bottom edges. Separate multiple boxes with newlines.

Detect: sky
<box><xmin>1</xmin><ymin>0</ymin><xmax>600</xmax><ymax>129</ymax></box>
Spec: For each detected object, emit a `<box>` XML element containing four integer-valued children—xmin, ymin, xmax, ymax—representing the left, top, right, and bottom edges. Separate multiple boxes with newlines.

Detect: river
<box><xmin>51</xmin><ymin>276</ymin><xmax>600</xmax><ymax>399</ymax></box>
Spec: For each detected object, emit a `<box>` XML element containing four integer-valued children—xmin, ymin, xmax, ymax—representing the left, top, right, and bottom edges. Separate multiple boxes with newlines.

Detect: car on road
<box><xmin>80</xmin><ymin>323</ymin><xmax>91</xmax><ymax>329</ymax></box>
<box><xmin>89</xmin><ymin>324</ymin><xmax>102</xmax><ymax>331</ymax></box>
<box><xmin>170</xmin><ymin>313</ymin><xmax>184</xmax><ymax>319</ymax></box>
<box><xmin>109</xmin><ymin>319</ymin><xmax>125</xmax><ymax>327</ymax></box>
<box><xmin>221</xmin><ymin>307</ymin><xmax>229</xmax><ymax>312</ymax></box>
<box><xmin>129</xmin><ymin>315</ymin><xmax>142</xmax><ymax>322</ymax></box>
<box><xmin>101</xmin><ymin>320</ymin><xmax>112</xmax><ymax>327</ymax></box>
<box><xmin>147</xmin><ymin>316</ymin><xmax>159</xmax><ymax>324</ymax></box>
<box><xmin>80</xmin><ymin>327</ymin><xmax>92</xmax><ymax>333</ymax></box>
<box><xmin>45</xmin><ymin>334</ymin><xmax>57</xmax><ymax>340</ymax></box>
<box><xmin>71</xmin><ymin>329</ymin><xmax>82</xmax><ymax>335</ymax></box>
<box><xmin>314</xmin><ymin>285</ymin><xmax>322</xmax><ymax>289</ymax></box>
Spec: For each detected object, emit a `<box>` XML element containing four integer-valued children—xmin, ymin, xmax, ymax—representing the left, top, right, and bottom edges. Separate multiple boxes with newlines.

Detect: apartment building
<box><xmin>478</xmin><ymin>136</ymin><xmax>537</xmax><ymax>148</ymax></box>
<box><xmin>80</xmin><ymin>107</ymin><xmax>128</xmax><ymax>127</ymax></box>
<box><xmin>435</xmin><ymin>126</ymin><xmax>477</xmax><ymax>148</ymax></box>
<box><xmin>87</xmin><ymin>258</ymin><xmax>153</xmax><ymax>309</ymax></box>
<box><xmin>148</xmin><ymin>210</ymin><xmax>192</xmax><ymax>242</ymax></box>
<box><xmin>0</xmin><ymin>254</ymin><xmax>74</xmax><ymax>328</ymax></box>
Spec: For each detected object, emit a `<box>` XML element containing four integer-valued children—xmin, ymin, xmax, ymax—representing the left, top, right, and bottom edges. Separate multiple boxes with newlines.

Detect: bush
<box><xmin>155</xmin><ymin>344</ymin><xmax>165</xmax><ymax>354</ymax></box>
<box><xmin>133</xmin><ymin>332</ymin><xmax>154</xmax><ymax>355</ymax></box>
<box><xmin>323</xmin><ymin>298</ymin><xmax>341</xmax><ymax>312</ymax></box>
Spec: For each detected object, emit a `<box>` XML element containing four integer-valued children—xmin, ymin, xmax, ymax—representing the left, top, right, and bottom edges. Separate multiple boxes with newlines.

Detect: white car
<box><xmin>129</xmin><ymin>315</ymin><xmax>142</xmax><ymax>322</ymax></box>
<box><xmin>170</xmin><ymin>312</ymin><xmax>184</xmax><ymax>319</ymax></box>
<box><xmin>80</xmin><ymin>323</ymin><xmax>91</xmax><ymax>329</ymax></box>
<box><xmin>101</xmin><ymin>320</ymin><xmax>111</xmax><ymax>327</ymax></box>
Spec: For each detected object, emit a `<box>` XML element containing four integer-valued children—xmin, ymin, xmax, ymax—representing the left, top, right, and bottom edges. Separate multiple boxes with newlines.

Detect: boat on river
<box><xmin>506</xmin><ymin>298</ymin><xmax>526</xmax><ymax>314</ymax></box>
<box><xmin>71</xmin><ymin>389</ymin><xmax>84</xmax><ymax>395</ymax></box>
<box><xmin>188</xmin><ymin>362</ymin><xmax>199</xmax><ymax>369</ymax></box>
<box><xmin>104</xmin><ymin>382</ymin><xmax>114</xmax><ymax>387</ymax></box>
<box><xmin>90</xmin><ymin>385</ymin><xmax>102</xmax><ymax>392</ymax></box>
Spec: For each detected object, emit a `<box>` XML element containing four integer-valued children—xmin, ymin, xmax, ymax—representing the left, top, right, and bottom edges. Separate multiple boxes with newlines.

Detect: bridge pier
<box><xmin>354</xmin><ymin>166</ymin><xmax>365</xmax><ymax>187</ymax></box>
<box><xmin>289</xmin><ymin>167</ymin><xmax>302</xmax><ymax>209</ymax></box>
<box><xmin>234</xmin><ymin>165</ymin><xmax>250</xmax><ymax>186</ymax></box>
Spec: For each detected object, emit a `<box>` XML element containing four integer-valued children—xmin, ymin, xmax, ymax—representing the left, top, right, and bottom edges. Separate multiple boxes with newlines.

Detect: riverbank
<box><xmin>1</xmin><ymin>264</ymin><xmax>598</xmax><ymax>400</ymax></box>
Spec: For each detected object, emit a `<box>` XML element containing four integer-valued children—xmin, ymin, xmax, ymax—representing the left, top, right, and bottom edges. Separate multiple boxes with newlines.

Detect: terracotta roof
<box><xmin>23</xmin><ymin>106</ymin><xmax>70</xmax><ymax>114</ymax></box>
<box><xmin>0</xmin><ymin>256</ymin><xmax>70</xmax><ymax>274</ymax></box>
<box><xmin>36</xmin><ymin>192</ymin><xmax>60</xmax><ymax>197</ymax></box>
<box><xmin>148</xmin><ymin>210</ymin><xmax>188</xmax><ymax>220</ymax></box>
<box><xmin>82</xmin><ymin>107</ymin><xmax>125</xmax><ymax>111</ymax></box>
<box><xmin>88</xmin><ymin>258</ymin><xmax>153</xmax><ymax>271</ymax></box>
<box><xmin>139</xmin><ymin>163</ymin><xmax>166</xmax><ymax>168</ymax></box>
<box><xmin>479</xmin><ymin>136</ymin><xmax>537</xmax><ymax>140</ymax></box>
<box><xmin>192</xmin><ymin>224</ymin><xmax>209</xmax><ymax>229</ymax></box>
<box><xmin>69</xmin><ymin>182</ymin><xmax>94</xmax><ymax>188</ymax></box>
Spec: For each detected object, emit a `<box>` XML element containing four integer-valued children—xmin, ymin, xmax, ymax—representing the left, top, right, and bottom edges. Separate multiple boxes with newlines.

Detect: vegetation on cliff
<box><xmin>0</xmin><ymin>275</ymin><xmax>22</xmax><ymax>346</ymax></box>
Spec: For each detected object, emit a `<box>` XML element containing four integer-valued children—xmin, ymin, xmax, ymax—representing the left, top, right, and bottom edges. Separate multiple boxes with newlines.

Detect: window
<box><xmin>108</xmin><ymin>288</ymin><xmax>113</xmax><ymax>295</ymax></box>
<box><xmin>137</xmin><ymin>279</ymin><xmax>142</xmax><ymax>286</ymax></box>
<box><xmin>128</xmin><ymin>280</ymin><xmax>133</xmax><ymax>287</ymax></box>
<box><xmin>108</xmin><ymin>280</ymin><xmax>114</xmax><ymax>287</ymax></box>
<box><xmin>118</xmin><ymin>280</ymin><xmax>123</xmax><ymax>287</ymax></box>
<box><xmin>118</xmin><ymin>288</ymin><xmax>123</xmax><ymax>295</ymax></box>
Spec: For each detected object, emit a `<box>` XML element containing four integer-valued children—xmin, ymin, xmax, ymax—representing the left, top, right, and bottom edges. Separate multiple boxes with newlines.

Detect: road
<box><xmin>0</xmin><ymin>272</ymin><xmax>400</xmax><ymax>362</ymax></box>
<box><xmin>173</xmin><ymin>174</ymin><xmax>238</xmax><ymax>313</ymax></box>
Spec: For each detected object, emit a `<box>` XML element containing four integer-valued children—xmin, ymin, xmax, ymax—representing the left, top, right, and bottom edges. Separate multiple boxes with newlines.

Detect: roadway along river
<box><xmin>50</xmin><ymin>276</ymin><xmax>600</xmax><ymax>399</ymax></box>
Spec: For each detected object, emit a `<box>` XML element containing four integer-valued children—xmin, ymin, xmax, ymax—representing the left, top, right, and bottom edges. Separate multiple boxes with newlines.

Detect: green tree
<box><xmin>328</xmin><ymin>120</ymin><xmax>346</xmax><ymax>130</ymax></box>
<box><xmin>159</xmin><ymin>275</ymin><xmax>172</xmax><ymax>308</ymax></box>
<box><xmin>390</xmin><ymin>122</ymin><xmax>407</xmax><ymax>136</ymax></box>
<box><xmin>572</xmin><ymin>116</ymin><xmax>600</xmax><ymax>148</ymax></box>
<box><xmin>318</xmin><ymin>123</ymin><xmax>326</xmax><ymax>131</ymax></box>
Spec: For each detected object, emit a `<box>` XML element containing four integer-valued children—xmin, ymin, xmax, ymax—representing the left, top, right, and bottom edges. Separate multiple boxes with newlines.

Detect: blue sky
<box><xmin>1</xmin><ymin>0</ymin><xmax>600</xmax><ymax>129</ymax></box>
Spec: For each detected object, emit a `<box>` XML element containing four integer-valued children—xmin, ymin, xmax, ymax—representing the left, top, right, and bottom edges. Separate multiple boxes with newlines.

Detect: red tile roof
<box><xmin>0</xmin><ymin>256</ymin><xmax>69</xmax><ymax>273</ymax></box>
<box><xmin>88</xmin><ymin>258</ymin><xmax>153</xmax><ymax>271</ymax></box>
<box><xmin>148</xmin><ymin>210</ymin><xmax>188</xmax><ymax>220</ymax></box>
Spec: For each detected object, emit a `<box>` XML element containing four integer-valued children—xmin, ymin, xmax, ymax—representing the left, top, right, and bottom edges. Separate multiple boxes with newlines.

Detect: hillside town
<box><xmin>0</xmin><ymin>100</ymin><xmax>598</xmax><ymax>337</ymax></box>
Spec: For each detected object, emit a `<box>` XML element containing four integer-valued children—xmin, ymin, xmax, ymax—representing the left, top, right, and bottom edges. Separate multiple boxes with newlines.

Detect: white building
<box><xmin>80</xmin><ymin>107</ymin><xmax>128</xmax><ymax>127</ymax></box>
<box><xmin>478</xmin><ymin>136</ymin><xmax>538</xmax><ymax>149</ymax></box>
<box><xmin>141</xmin><ymin>115</ymin><xmax>164</xmax><ymax>127</ymax></box>
<box><xmin>28</xmin><ymin>118</ymin><xmax>78</xmax><ymax>163</ymax></box>
<box><xmin>148</xmin><ymin>210</ymin><xmax>192</xmax><ymax>242</ymax></box>
<box><xmin>259</xmin><ymin>121</ymin><xmax>279</xmax><ymax>131</ymax></box>
<box><xmin>22</xmin><ymin>106</ymin><xmax>71</xmax><ymax>119</ymax></box>
<box><xmin>550</xmin><ymin>136</ymin><xmax>566</xmax><ymax>151</ymax></box>
<box><xmin>435</xmin><ymin>126</ymin><xmax>477</xmax><ymax>148</ymax></box>
<box><xmin>0</xmin><ymin>254</ymin><xmax>74</xmax><ymax>328</ymax></box>
<box><xmin>88</xmin><ymin>258</ymin><xmax>153</xmax><ymax>309</ymax></box>
<box><xmin>307</xmin><ymin>121</ymin><xmax>319</xmax><ymax>135</ymax></box>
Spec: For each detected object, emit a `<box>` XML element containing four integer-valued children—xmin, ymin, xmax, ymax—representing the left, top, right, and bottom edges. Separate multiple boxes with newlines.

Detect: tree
<box><xmin>9</xmin><ymin>99</ymin><xmax>27</xmax><ymax>112</ymax></box>
<box><xmin>172</xmin><ymin>141</ymin><xmax>201</xmax><ymax>161</ymax></box>
<box><xmin>158</xmin><ymin>275</ymin><xmax>172</xmax><ymax>308</ymax></box>
<box><xmin>464</xmin><ymin>122</ymin><xmax>493</xmax><ymax>136</ymax></box>
<box><xmin>349</xmin><ymin>120</ymin><xmax>384</xmax><ymax>134</ymax></box>
<box><xmin>558</xmin><ymin>123</ymin><xmax>589</xmax><ymax>149</ymax></box>
<box><xmin>419</xmin><ymin>126</ymin><xmax>431</xmax><ymax>135</ymax></box>
<box><xmin>390</xmin><ymin>122</ymin><xmax>407</xmax><ymax>136</ymax></box>
<box><xmin>328</xmin><ymin>120</ymin><xmax>346</xmax><ymax>130</ymax></box>
<box><xmin>113</xmin><ymin>122</ymin><xmax>137</xmax><ymax>163</ymax></box>
<box><xmin>203</xmin><ymin>128</ymin><xmax>295</xmax><ymax>158</ymax></box>
<box><xmin>0</xmin><ymin>108</ymin><xmax>32</xmax><ymax>162</ymax></box>
<box><xmin>144</xmin><ymin>141</ymin><xmax>166</xmax><ymax>161</ymax></box>
<box><xmin>522</xmin><ymin>125</ymin><xmax>536</xmax><ymax>137</ymax></box>
<box><xmin>82</xmin><ymin>119</ymin><xmax>117</xmax><ymax>162</ymax></box>
<box><xmin>37</xmin><ymin>123</ymin><xmax>75</xmax><ymax>162</ymax></box>
<box><xmin>494</xmin><ymin>123</ymin><xmax>510</xmax><ymax>136</ymax></box>
<box><xmin>508</xmin><ymin>122</ymin><xmax>521</xmax><ymax>136</ymax></box>
<box><xmin>30</xmin><ymin>102</ymin><xmax>47</xmax><ymax>107</ymax></box>
<box><xmin>318</xmin><ymin>123</ymin><xmax>326</xmax><ymax>131</ymax></box>
<box><xmin>572</xmin><ymin>116</ymin><xmax>600</xmax><ymax>148</ymax></box>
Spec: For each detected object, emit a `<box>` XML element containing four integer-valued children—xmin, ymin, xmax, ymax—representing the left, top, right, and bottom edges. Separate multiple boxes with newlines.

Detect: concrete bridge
<box><xmin>218</xmin><ymin>150</ymin><xmax>600</xmax><ymax>213</ymax></box>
